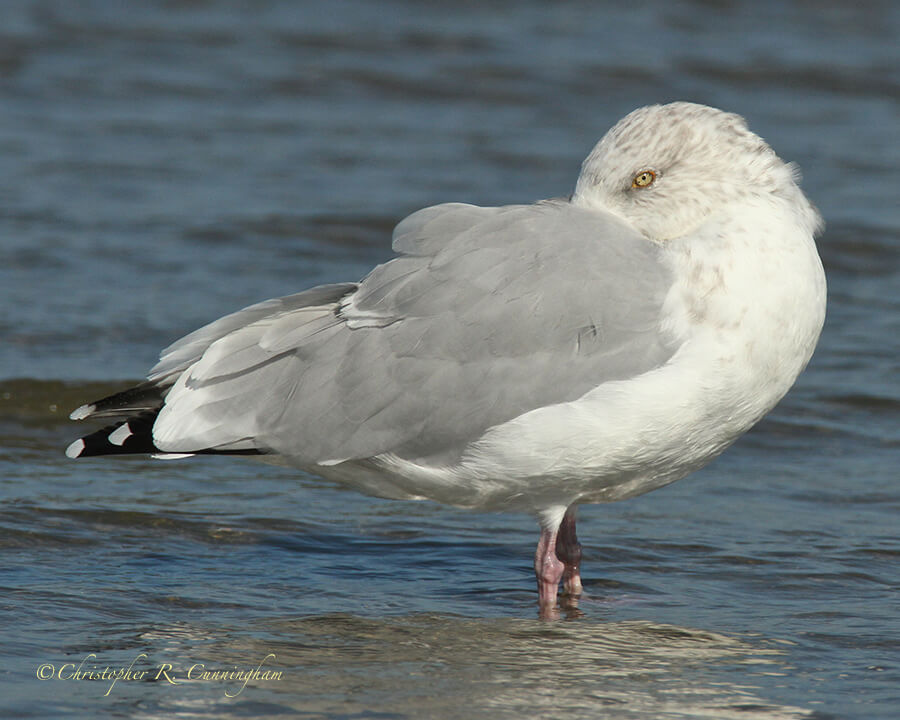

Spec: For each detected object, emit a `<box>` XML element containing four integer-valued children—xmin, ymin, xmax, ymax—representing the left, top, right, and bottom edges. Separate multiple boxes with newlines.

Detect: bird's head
<box><xmin>572</xmin><ymin>102</ymin><xmax>822</xmax><ymax>242</ymax></box>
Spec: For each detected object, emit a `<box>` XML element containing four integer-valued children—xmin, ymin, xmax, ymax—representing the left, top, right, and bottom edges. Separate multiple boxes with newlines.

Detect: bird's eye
<box><xmin>632</xmin><ymin>170</ymin><xmax>656</xmax><ymax>188</ymax></box>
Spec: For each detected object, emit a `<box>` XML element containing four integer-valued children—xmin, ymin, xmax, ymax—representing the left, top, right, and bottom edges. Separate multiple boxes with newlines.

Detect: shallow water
<box><xmin>1</xmin><ymin>1</ymin><xmax>898</xmax><ymax>718</ymax></box>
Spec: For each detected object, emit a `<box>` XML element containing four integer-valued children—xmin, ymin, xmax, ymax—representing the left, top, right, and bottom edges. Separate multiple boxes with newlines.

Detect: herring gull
<box><xmin>67</xmin><ymin>102</ymin><xmax>826</xmax><ymax>617</ymax></box>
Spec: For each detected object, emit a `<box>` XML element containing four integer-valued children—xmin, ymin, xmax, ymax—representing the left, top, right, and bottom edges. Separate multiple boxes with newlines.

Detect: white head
<box><xmin>572</xmin><ymin>102</ymin><xmax>822</xmax><ymax>242</ymax></box>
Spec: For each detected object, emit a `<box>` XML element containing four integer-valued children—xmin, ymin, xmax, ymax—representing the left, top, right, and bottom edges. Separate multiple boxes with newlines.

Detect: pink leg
<box><xmin>556</xmin><ymin>506</ymin><xmax>583</xmax><ymax>596</ymax></box>
<box><xmin>534</xmin><ymin>526</ymin><xmax>564</xmax><ymax>619</ymax></box>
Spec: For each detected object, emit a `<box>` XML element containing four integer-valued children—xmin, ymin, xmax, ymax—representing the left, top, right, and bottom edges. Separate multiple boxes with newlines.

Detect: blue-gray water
<box><xmin>1</xmin><ymin>1</ymin><xmax>898</xmax><ymax>718</ymax></box>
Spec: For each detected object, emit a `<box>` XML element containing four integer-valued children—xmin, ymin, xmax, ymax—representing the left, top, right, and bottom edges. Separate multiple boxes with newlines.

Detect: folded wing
<box><xmin>73</xmin><ymin>200</ymin><xmax>679</xmax><ymax>468</ymax></box>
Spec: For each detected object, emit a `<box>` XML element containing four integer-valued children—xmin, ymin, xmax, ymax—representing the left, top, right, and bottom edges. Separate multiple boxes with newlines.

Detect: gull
<box><xmin>67</xmin><ymin>102</ymin><xmax>826</xmax><ymax>617</ymax></box>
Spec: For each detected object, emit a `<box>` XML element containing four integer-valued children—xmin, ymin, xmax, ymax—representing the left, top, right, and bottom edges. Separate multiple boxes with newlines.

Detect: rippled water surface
<box><xmin>1</xmin><ymin>1</ymin><xmax>898</xmax><ymax>718</ymax></box>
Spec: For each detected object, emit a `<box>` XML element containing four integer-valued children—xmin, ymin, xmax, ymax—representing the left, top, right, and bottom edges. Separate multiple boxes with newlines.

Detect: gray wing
<box><xmin>147</xmin><ymin>283</ymin><xmax>358</xmax><ymax>386</ymax></box>
<box><xmin>153</xmin><ymin>201</ymin><xmax>678</xmax><ymax>464</ymax></box>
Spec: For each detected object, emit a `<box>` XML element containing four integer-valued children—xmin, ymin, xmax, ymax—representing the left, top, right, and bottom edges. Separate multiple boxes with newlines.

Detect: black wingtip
<box><xmin>66</xmin><ymin>411</ymin><xmax>264</xmax><ymax>459</ymax></box>
<box><xmin>67</xmin><ymin>412</ymin><xmax>162</xmax><ymax>458</ymax></box>
<box><xmin>69</xmin><ymin>382</ymin><xmax>165</xmax><ymax>421</ymax></box>
<box><xmin>67</xmin><ymin>381</ymin><xmax>264</xmax><ymax>459</ymax></box>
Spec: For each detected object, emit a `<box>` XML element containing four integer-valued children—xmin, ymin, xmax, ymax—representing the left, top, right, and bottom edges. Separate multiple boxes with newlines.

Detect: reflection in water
<box><xmin>127</xmin><ymin>616</ymin><xmax>811</xmax><ymax>720</ymax></box>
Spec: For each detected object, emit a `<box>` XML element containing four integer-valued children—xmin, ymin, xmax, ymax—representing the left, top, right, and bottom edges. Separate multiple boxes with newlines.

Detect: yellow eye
<box><xmin>632</xmin><ymin>170</ymin><xmax>656</xmax><ymax>188</ymax></box>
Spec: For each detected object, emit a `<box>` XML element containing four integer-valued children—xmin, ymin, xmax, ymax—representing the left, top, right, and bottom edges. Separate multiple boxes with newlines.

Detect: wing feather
<box><xmin>153</xmin><ymin>201</ymin><xmax>678</xmax><ymax>465</ymax></box>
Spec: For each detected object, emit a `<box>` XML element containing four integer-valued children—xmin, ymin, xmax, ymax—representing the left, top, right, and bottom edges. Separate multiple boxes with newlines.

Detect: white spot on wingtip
<box><xmin>108</xmin><ymin>424</ymin><xmax>133</xmax><ymax>446</ymax></box>
<box><xmin>69</xmin><ymin>404</ymin><xmax>96</xmax><ymax>421</ymax></box>
<box><xmin>65</xmin><ymin>439</ymin><xmax>85</xmax><ymax>458</ymax></box>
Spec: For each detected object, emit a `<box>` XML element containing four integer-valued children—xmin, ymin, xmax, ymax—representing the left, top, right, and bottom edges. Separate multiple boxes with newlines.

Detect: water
<box><xmin>1</xmin><ymin>1</ymin><xmax>898</xmax><ymax>718</ymax></box>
